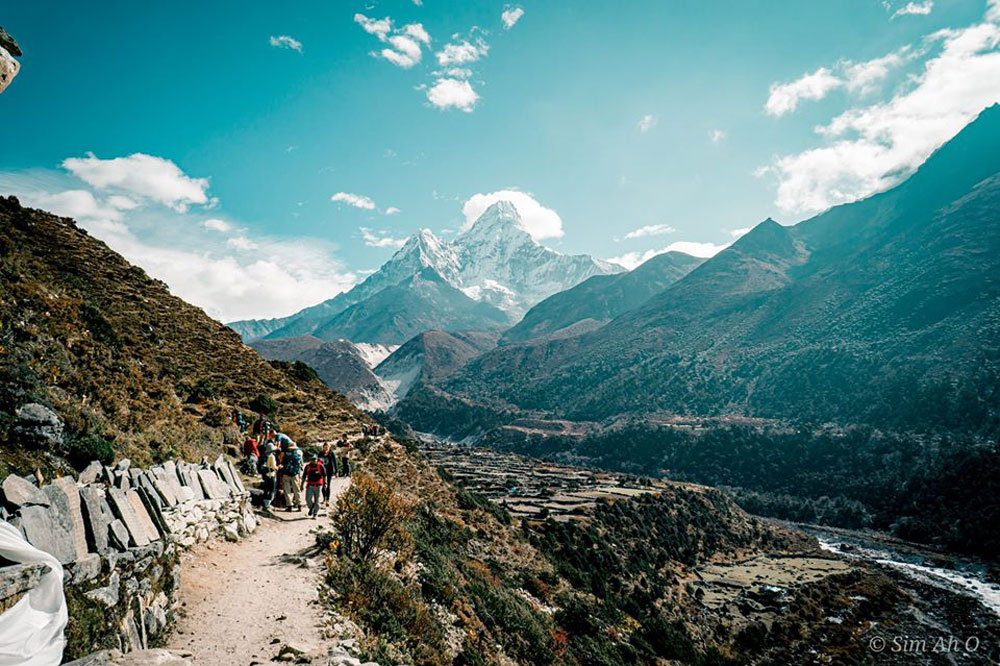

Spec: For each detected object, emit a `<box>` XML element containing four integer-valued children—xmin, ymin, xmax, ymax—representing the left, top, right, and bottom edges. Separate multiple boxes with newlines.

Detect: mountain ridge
<box><xmin>398</xmin><ymin>104</ymin><xmax>1000</xmax><ymax>436</ymax></box>
<box><xmin>227</xmin><ymin>201</ymin><xmax>622</xmax><ymax>343</ymax></box>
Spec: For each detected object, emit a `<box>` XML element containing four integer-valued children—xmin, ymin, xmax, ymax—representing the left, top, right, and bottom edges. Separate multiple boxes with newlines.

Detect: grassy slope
<box><xmin>0</xmin><ymin>196</ymin><xmax>363</xmax><ymax>476</ymax></box>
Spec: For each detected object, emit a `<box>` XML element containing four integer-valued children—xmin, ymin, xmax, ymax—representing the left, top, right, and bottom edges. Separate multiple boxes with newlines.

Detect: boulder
<box><xmin>196</xmin><ymin>469</ymin><xmax>228</xmax><ymax>500</ymax></box>
<box><xmin>136</xmin><ymin>486</ymin><xmax>171</xmax><ymax>536</ymax></box>
<box><xmin>126</xmin><ymin>489</ymin><xmax>162</xmax><ymax>542</ymax></box>
<box><xmin>106</xmin><ymin>488</ymin><xmax>151</xmax><ymax>548</ymax></box>
<box><xmin>13</xmin><ymin>403</ymin><xmax>63</xmax><ymax>449</ymax></box>
<box><xmin>43</xmin><ymin>477</ymin><xmax>90</xmax><ymax>561</ymax></box>
<box><xmin>80</xmin><ymin>486</ymin><xmax>115</xmax><ymax>553</ymax></box>
<box><xmin>1</xmin><ymin>474</ymin><xmax>49</xmax><ymax>508</ymax></box>
<box><xmin>225</xmin><ymin>459</ymin><xmax>246</xmax><ymax>493</ymax></box>
<box><xmin>0</xmin><ymin>562</ymin><xmax>49</xmax><ymax>602</ymax></box>
<box><xmin>84</xmin><ymin>571</ymin><xmax>121</xmax><ymax>607</ymax></box>
<box><xmin>72</xmin><ymin>552</ymin><xmax>103</xmax><ymax>583</ymax></box>
<box><xmin>79</xmin><ymin>461</ymin><xmax>104</xmax><ymax>485</ymax></box>
<box><xmin>19</xmin><ymin>504</ymin><xmax>77</xmax><ymax>564</ymax></box>
<box><xmin>108</xmin><ymin>519</ymin><xmax>130</xmax><ymax>551</ymax></box>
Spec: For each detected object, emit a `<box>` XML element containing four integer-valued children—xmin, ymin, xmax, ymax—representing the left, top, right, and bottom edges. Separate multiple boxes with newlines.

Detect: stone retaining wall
<box><xmin>0</xmin><ymin>455</ymin><xmax>256</xmax><ymax>660</ymax></box>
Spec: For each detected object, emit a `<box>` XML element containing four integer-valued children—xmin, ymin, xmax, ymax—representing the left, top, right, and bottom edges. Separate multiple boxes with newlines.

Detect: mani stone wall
<box><xmin>0</xmin><ymin>455</ymin><xmax>256</xmax><ymax>660</ymax></box>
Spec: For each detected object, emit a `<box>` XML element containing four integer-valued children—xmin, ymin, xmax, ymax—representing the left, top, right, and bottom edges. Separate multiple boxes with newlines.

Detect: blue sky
<box><xmin>1</xmin><ymin>0</ymin><xmax>999</xmax><ymax>320</ymax></box>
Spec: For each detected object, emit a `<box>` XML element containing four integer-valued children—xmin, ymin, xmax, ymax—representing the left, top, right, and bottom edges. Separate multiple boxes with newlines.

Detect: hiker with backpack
<box><xmin>280</xmin><ymin>438</ymin><xmax>304</xmax><ymax>512</ymax></box>
<box><xmin>241</xmin><ymin>436</ymin><xmax>259</xmax><ymax>474</ymax></box>
<box><xmin>303</xmin><ymin>453</ymin><xmax>327</xmax><ymax>518</ymax></box>
<box><xmin>321</xmin><ymin>442</ymin><xmax>338</xmax><ymax>506</ymax></box>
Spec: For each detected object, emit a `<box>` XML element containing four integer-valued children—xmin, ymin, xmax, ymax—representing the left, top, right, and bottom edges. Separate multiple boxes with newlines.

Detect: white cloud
<box><xmin>843</xmin><ymin>47</ymin><xmax>914</xmax><ymax>94</ymax></box>
<box><xmin>638</xmin><ymin>114</ymin><xmax>658</xmax><ymax>133</ymax></box>
<box><xmin>269</xmin><ymin>35</ymin><xmax>303</xmax><ymax>53</ymax></box>
<box><xmin>378</xmin><ymin>35</ymin><xmax>424</xmax><ymax>68</ymax></box>
<box><xmin>403</xmin><ymin>24</ymin><xmax>431</xmax><ymax>45</ymax></box>
<box><xmin>435</xmin><ymin>38</ymin><xmax>489</xmax><ymax>66</ymax></box>
<box><xmin>226</xmin><ymin>236</ymin><xmax>259</xmax><ymax>251</ymax></box>
<box><xmin>25</xmin><ymin>189</ymin><xmax>131</xmax><ymax>234</ymax></box>
<box><xmin>436</xmin><ymin>67</ymin><xmax>474</xmax><ymax>79</ymax></box>
<box><xmin>360</xmin><ymin>227</ymin><xmax>407</xmax><ymax>249</ymax></box>
<box><xmin>355</xmin><ymin>14</ymin><xmax>431</xmax><ymax>69</ymax></box>
<box><xmin>62</xmin><ymin>153</ymin><xmax>212</xmax><ymax>212</ymax></box>
<box><xmin>608</xmin><ymin>241</ymin><xmax>729</xmax><ymax>270</ymax></box>
<box><xmin>462</xmin><ymin>189</ymin><xmax>564</xmax><ymax>240</ymax></box>
<box><xmin>764</xmin><ymin>4</ymin><xmax>1000</xmax><ymax>215</ymax></box>
<box><xmin>412</xmin><ymin>0</ymin><xmax>423</xmax><ymax>5</ymax></box>
<box><xmin>385</xmin><ymin>206</ymin><xmax>401</xmax><ymax>215</ymax></box>
<box><xmin>502</xmin><ymin>7</ymin><xmax>525</xmax><ymax>30</ymax></box>
<box><xmin>107</xmin><ymin>194</ymin><xmax>139</xmax><ymax>210</ymax></box>
<box><xmin>354</xmin><ymin>14</ymin><xmax>392</xmax><ymax>40</ymax></box>
<box><xmin>665</xmin><ymin>241</ymin><xmax>729</xmax><ymax>258</ymax></box>
<box><xmin>891</xmin><ymin>1</ymin><xmax>934</xmax><ymax>19</ymax></box>
<box><xmin>622</xmin><ymin>224</ymin><xmax>675</xmax><ymax>240</ymax></box>
<box><xmin>426</xmin><ymin>78</ymin><xmax>480</xmax><ymax>112</ymax></box>
<box><xmin>728</xmin><ymin>227</ymin><xmax>752</xmax><ymax>239</ymax></box>
<box><xmin>332</xmin><ymin>192</ymin><xmax>377</xmax><ymax>210</ymax></box>
<box><xmin>203</xmin><ymin>218</ymin><xmax>232</xmax><ymax>232</ymax></box>
<box><xmin>765</xmin><ymin>67</ymin><xmax>842</xmax><ymax>116</ymax></box>
<box><xmin>0</xmin><ymin>170</ymin><xmax>357</xmax><ymax>322</ymax></box>
<box><xmin>709</xmin><ymin>129</ymin><xmax>728</xmax><ymax>143</ymax></box>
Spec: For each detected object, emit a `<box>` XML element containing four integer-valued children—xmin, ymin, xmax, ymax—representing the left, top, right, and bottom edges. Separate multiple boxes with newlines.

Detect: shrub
<box><xmin>332</xmin><ymin>473</ymin><xmax>414</xmax><ymax>563</ymax></box>
<box><xmin>187</xmin><ymin>378</ymin><xmax>217</xmax><ymax>404</ymax></box>
<box><xmin>65</xmin><ymin>435</ymin><xmax>114</xmax><ymax>468</ymax></box>
<box><xmin>249</xmin><ymin>393</ymin><xmax>277</xmax><ymax>416</ymax></box>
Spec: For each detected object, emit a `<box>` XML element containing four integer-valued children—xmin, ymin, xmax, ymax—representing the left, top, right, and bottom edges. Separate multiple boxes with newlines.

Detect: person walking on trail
<box><xmin>259</xmin><ymin>442</ymin><xmax>278</xmax><ymax>512</ymax></box>
<box><xmin>339</xmin><ymin>449</ymin><xmax>351</xmax><ymax>478</ymax></box>
<box><xmin>303</xmin><ymin>454</ymin><xmax>327</xmax><ymax>518</ymax></box>
<box><xmin>280</xmin><ymin>440</ymin><xmax>304</xmax><ymax>512</ymax></box>
<box><xmin>242</xmin><ymin>436</ymin><xmax>259</xmax><ymax>474</ymax></box>
<box><xmin>320</xmin><ymin>442</ymin><xmax>337</xmax><ymax>506</ymax></box>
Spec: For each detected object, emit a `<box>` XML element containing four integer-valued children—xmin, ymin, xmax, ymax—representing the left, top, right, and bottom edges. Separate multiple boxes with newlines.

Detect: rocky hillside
<box><xmin>501</xmin><ymin>251</ymin><xmax>702</xmax><ymax>344</ymax></box>
<box><xmin>0</xmin><ymin>196</ymin><xmax>364</xmax><ymax>477</ymax></box>
<box><xmin>250</xmin><ymin>336</ymin><xmax>396</xmax><ymax>411</ymax></box>
<box><xmin>228</xmin><ymin>201</ymin><xmax>622</xmax><ymax>342</ymax></box>
<box><xmin>374</xmin><ymin>329</ymin><xmax>500</xmax><ymax>403</ymax></box>
<box><xmin>406</xmin><ymin>104</ymin><xmax>1000</xmax><ymax>436</ymax></box>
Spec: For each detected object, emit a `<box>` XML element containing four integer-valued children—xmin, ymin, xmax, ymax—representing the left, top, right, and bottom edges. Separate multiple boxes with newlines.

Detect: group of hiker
<box><xmin>240</xmin><ymin>433</ymin><xmax>352</xmax><ymax>518</ymax></box>
<box><xmin>361</xmin><ymin>423</ymin><xmax>386</xmax><ymax>438</ymax></box>
<box><xmin>231</xmin><ymin>408</ymin><xmax>391</xmax><ymax>519</ymax></box>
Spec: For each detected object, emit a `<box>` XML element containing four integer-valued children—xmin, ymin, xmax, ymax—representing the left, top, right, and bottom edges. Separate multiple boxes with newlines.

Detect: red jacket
<box><xmin>304</xmin><ymin>461</ymin><xmax>326</xmax><ymax>485</ymax></box>
<box><xmin>243</xmin><ymin>438</ymin><xmax>259</xmax><ymax>457</ymax></box>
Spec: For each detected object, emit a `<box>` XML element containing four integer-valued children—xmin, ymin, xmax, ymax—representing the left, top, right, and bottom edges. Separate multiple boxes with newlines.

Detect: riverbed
<box><xmin>805</xmin><ymin>526</ymin><xmax>1000</xmax><ymax>618</ymax></box>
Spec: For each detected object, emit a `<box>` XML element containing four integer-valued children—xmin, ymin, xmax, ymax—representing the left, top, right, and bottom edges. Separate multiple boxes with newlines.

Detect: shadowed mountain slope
<box><xmin>501</xmin><ymin>251</ymin><xmax>702</xmax><ymax>344</ymax></box>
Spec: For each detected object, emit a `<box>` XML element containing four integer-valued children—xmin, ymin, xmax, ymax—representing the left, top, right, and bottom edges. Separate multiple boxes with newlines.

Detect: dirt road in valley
<box><xmin>164</xmin><ymin>477</ymin><xmax>350</xmax><ymax>664</ymax></box>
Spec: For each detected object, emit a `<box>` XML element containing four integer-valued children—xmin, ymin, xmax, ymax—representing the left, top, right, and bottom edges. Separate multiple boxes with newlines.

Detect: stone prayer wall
<box><xmin>0</xmin><ymin>455</ymin><xmax>256</xmax><ymax>659</ymax></box>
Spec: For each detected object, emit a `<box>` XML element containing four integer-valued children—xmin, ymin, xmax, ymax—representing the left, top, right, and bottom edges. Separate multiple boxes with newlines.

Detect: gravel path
<box><xmin>165</xmin><ymin>477</ymin><xmax>350</xmax><ymax>665</ymax></box>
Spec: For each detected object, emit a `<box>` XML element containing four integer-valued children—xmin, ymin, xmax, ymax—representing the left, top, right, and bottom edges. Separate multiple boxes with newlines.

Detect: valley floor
<box><xmin>164</xmin><ymin>477</ymin><xmax>350</xmax><ymax>664</ymax></box>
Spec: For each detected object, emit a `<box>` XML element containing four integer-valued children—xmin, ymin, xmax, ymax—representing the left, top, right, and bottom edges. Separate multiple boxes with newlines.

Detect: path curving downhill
<box><xmin>165</xmin><ymin>477</ymin><xmax>350</xmax><ymax>665</ymax></box>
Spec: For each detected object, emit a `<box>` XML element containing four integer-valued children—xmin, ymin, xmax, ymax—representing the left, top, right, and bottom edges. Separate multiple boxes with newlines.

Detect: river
<box><xmin>805</xmin><ymin>526</ymin><xmax>1000</xmax><ymax>618</ymax></box>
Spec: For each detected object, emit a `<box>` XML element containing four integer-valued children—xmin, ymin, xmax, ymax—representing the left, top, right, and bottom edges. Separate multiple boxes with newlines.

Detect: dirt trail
<box><xmin>165</xmin><ymin>477</ymin><xmax>350</xmax><ymax>664</ymax></box>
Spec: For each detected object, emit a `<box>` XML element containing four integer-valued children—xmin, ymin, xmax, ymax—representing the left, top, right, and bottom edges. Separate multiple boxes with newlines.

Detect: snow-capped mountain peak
<box><xmin>387</xmin><ymin>227</ymin><xmax>461</xmax><ymax>285</ymax></box>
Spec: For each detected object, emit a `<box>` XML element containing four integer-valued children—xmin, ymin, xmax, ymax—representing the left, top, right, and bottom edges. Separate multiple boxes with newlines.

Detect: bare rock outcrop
<box><xmin>0</xmin><ymin>26</ymin><xmax>20</xmax><ymax>94</ymax></box>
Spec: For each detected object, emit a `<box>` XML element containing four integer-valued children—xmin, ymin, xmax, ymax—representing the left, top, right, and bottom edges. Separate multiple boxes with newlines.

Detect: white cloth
<box><xmin>0</xmin><ymin>521</ymin><xmax>67</xmax><ymax>665</ymax></box>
